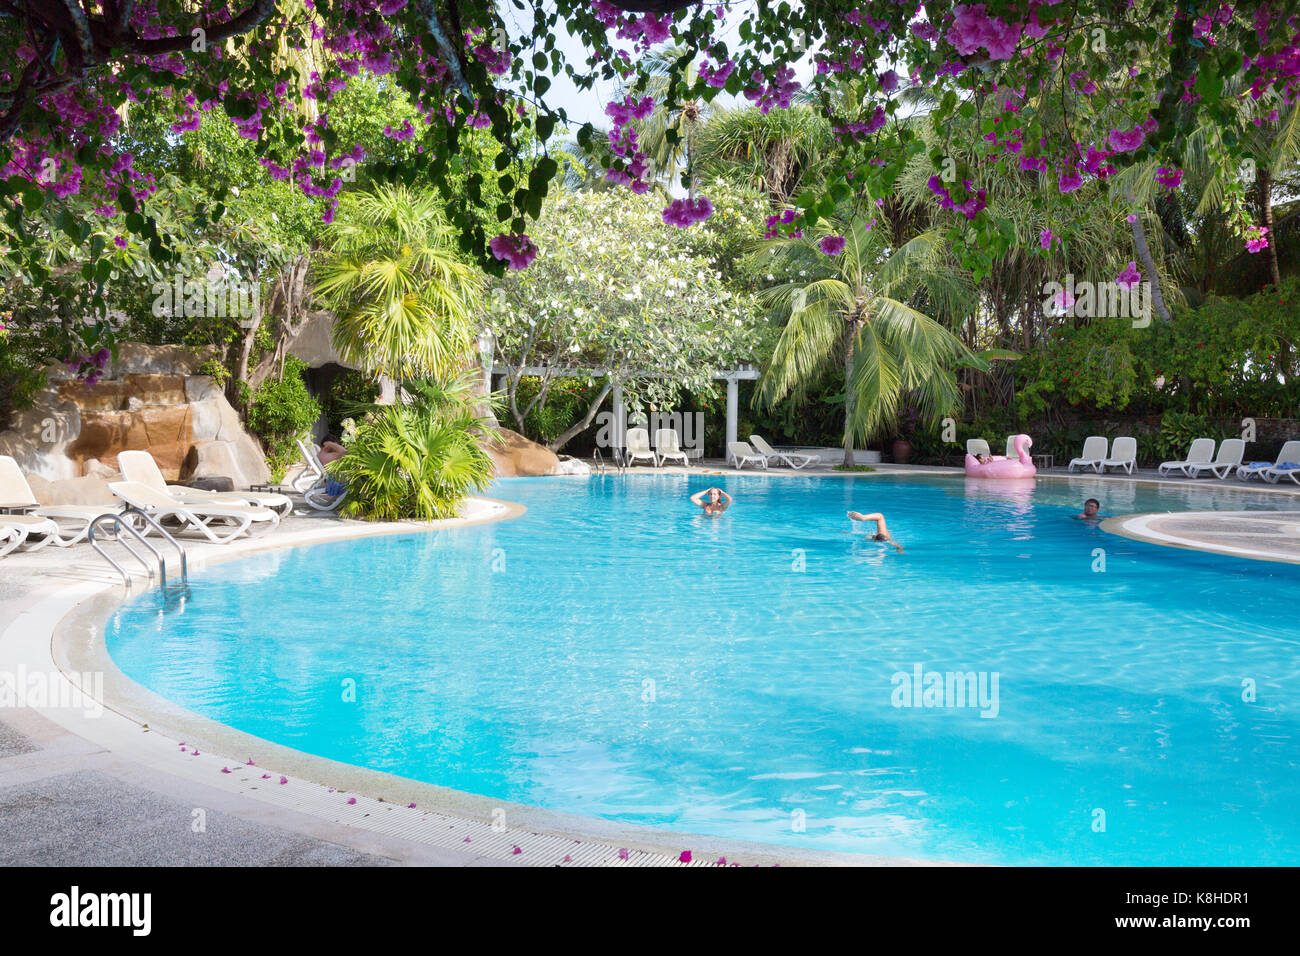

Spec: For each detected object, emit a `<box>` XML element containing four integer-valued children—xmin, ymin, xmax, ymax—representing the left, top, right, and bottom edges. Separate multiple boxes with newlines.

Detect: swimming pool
<box><xmin>105</xmin><ymin>475</ymin><xmax>1300</xmax><ymax>865</ymax></box>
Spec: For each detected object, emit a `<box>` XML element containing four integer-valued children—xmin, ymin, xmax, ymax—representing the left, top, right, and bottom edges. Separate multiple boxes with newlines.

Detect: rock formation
<box><xmin>0</xmin><ymin>343</ymin><xmax>269</xmax><ymax>488</ymax></box>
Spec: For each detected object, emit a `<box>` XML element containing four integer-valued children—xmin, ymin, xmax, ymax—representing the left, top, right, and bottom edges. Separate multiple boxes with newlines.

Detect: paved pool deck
<box><xmin>2</xmin><ymin>463</ymin><xmax>1297</xmax><ymax>867</ymax></box>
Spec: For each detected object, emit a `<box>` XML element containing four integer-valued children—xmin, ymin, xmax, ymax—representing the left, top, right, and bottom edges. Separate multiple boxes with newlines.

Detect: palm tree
<box><xmin>696</xmin><ymin>105</ymin><xmax>835</xmax><ymax>204</ymax></box>
<box><xmin>312</xmin><ymin>184</ymin><xmax>481</xmax><ymax>379</ymax></box>
<box><xmin>754</xmin><ymin>213</ymin><xmax>978</xmax><ymax>466</ymax></box>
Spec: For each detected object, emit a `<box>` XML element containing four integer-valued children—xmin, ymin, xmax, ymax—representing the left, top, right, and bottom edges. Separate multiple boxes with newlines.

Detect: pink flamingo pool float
<box><xmin>965</xmin><ymin>433</ymin><xmax>1037</xmax><ymax>479</ymax></box>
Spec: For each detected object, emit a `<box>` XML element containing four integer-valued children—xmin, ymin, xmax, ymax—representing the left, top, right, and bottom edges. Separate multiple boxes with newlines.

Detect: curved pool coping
<box><xmin>12</xmin><ymin>490</ymin><xmax>945</xmax><ymax>867</ymax></box>
<box><xmin>13</xmin><ymin>470</ymin><xmax>1298</xmax><ymax>867</ymax></box>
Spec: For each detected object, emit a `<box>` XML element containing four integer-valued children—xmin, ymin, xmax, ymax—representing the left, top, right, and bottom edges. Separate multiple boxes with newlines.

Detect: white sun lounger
<box><xmin>118</xmin><ymin>450</ymin><xmax>292</xmax><ymax>516</ymax></box>
<box><xmin>1099</xmin><ymin>437</ymin><xmax>1137</xmax><ymax>475</ymax></box>
<box><xmin>293</xmin><ymin>439</ymin><xmax>347</xmax><ymax>511</ymax></box>
<box><xmin>0</xmin><ymin>455</ymin><xmax>116</xmax><ymax>546</ymax></box>
<box><xmin>1237</xmin><ymin>441</ymin><xmax>1300</xmax><ymax>481</ymax></box>
<box><xmin>110</xmin><ymin>481</ymin><xmax>279</xmax><ymax>543</ymax></box>
<box><xmin>750</xmin><ymin>435</ymin><xmax>820</xmax><ymax>469</ymax></box>
<box><xmin>0</xmin><ymin>514</ymin><xmax>62</xmax><ymax>553</ymax></box>
<box><xmin>1262</xmin><ymin>440</ymin><xmax>1300</xmax><ymax>484</ymax></box>
<box><xmin>1158</xmin><ymin>438</ymin><xmax>1216</xmax><ymax>477</ymax></box>
<box><xmin>727</xmin><ymin>441</ymin><xmax>768</xmax><ymax>470</ymax></box>
<box><xmin>1068</xmin><ymin>436</ymin><xmax>1109</xmax><ymax>473</ymax></box>
<box><xmin>654</xmin><ymin>428</ymin><xmax>690</xmax><ymax>467</ymax></box>
<box><xmin>0</xmin><ymin>523</ymin><xmax>23</xmax><ymax>557</ymax></box>
<box><xmin>624</xmin><ymin>427</ymin><xmax>658</xmax><ymax>468</ymax></box>
<box><xmin>966</xmin><ymin>439</ymin><xmax>990</xmax><ymax>459</ymax></box>
<box><xmin>1185</xmin><ymin>438</ymin><xmax>1243</xmax><ymax>479</ymax></box>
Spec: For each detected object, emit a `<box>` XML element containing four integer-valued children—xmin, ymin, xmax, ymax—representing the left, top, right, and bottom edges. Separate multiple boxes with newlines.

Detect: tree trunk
<box><xmin>1126</xmin><ymin>188</ymin><xmax>1172</xmax><ymax>323</ymax></box>
<box><xmin>841</xmin><ymin>316</ymin><xmax>860</xmax><ymax>468</ymax></box>
<box><xmin>1259</xmin><ymin>167</ymin><xmax>1282</xmax><ymax>288</ymax></box>
<box><xmin>549</xmin><ymin>379</ymin><xmax>614</xmax><ymax>453</ymax></box>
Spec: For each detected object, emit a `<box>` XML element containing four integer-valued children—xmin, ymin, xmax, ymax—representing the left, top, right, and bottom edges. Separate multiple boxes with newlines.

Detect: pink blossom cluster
<box><xmin>1246</xmin><ymin>226</ymin><xmax>1270</xmax><ymax>253</ymax></box>
<box><xmin>64</xmin><ymin>348</ymin><xmax>112</xmax><ymax>386</ymax></box>
<box><xmin>764</xmin><ymin>209</ymin><xmax>803</xmax><ymax>239</ymax></box>
<box><xmin>489</xmin><ymin>234</ymin><xmax>538</xmax><ymax>270</ymax></box>
<box><xmin>1156</xmin><ymin>166</ymin><xmax>1184</xmax><ymax>189</ymax></box>
<box><xmin>467</xmin><ymin>28</ymin><xmax>512</xmax><ymax>76</ymax></box>
<box><xmin>1115</xmin><ymin>261</ymin><xmax>1142</xmax><ymax>290</ymax></box>
<box><xmin>744</xmin><ymin>66</ymin><xmax>800</xmax><ymax>114</ymax></box>
<box><xmin>928</xmin><ymin>176</ymin><xmax>987</xmax><ymax>219</ymax></box>
<box><xmin>698</xmin><ymin>58</ymin><xmax>736</xmax><ymax>89</ymax></box>
<box><xmin>591</xmin><ymin>1</ymin><xmax>672</xmax><ymax>50</ymax></box>
<box><xmin>819</xmin><ymin>235</ymin><xmax>846</xmax><ymax>256</ymax></box>
<box><xmin>834</xmin><ymin>107</ymin><xmax>887</xmax><ymax>142</ymax></box>
<box><xmin>662</xmin><ymin>197</ymin><xmax>713</xmax><ymax>228</ymax></box>
<box><xmin>603</xmin><ymin>95</ymin><xmax>654</xmax><ymax>194</ymax></box>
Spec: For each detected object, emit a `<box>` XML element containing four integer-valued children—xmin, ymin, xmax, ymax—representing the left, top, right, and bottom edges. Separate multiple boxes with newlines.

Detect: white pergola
<box><xmin>488</xmin><ymin>363</ymin><xmax>761</xmax><ymax>449</ymax></box>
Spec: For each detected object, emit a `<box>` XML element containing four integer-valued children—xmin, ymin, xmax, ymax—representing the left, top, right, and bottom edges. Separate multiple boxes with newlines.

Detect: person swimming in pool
<box><xmin>847</xmin><ymin>511</ymin><xmax>904</xmax><ymax>551</ymax></box>
<box><xmin>691</xmin><ymin>487</ymin><xmax>733</xmax><ymax>516</ymax></box>
<box><xmin>1075</xmin><ymin>498</ymin><xmax>1106</xmax><ymax>521</ymax></box>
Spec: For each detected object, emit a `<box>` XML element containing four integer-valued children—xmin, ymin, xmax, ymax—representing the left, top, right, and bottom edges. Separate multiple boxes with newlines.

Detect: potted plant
<box><xmin>892</xmin><ymin>396</ymin><xmax>921</xmax><ymax>464</ymax></box>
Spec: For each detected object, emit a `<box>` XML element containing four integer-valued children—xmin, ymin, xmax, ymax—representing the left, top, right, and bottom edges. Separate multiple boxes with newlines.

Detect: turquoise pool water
<box><xmin>106</xmin><ymin>475</ymin><xmax>1300</xmax><ymax>865</ymax></box>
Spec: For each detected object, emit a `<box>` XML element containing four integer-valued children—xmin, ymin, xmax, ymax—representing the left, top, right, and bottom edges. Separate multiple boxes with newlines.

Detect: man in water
<box><xmin>690</xmin><ymin>487</ymin><xmax>733</xmax><ymax>516</ymax></box>
<box><xmin>847</xmin><ymin>511</ymin><xmax>904</xmax><ymax>551</ymax></box>
<box><xmin>1075</xmin><ymin>498</ymin><xmax>1105</xmax><ymax>520</ymax></box>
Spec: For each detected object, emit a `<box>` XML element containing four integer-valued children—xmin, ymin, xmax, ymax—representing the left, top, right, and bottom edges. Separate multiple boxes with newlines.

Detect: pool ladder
<box><xmin>88</xmin><ymin>507</ymin><xmax>189</xmax><ymax>599</ymax></box>
<box><xmin>593</xmin><ymin>448</ymin><xmax>627</xmax><ymax>474</ymax></box>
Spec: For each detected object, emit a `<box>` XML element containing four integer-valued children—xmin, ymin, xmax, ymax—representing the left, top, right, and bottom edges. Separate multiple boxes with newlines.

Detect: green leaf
<box><xmin>118</xmin><ymin>185</ymin><xmax>137</xmax><ymax>215</ymax></box>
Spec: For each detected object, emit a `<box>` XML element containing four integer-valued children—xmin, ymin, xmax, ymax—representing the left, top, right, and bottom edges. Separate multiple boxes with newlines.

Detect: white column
<box><xmin>725</xmin><ymin>375</ymin><xmax>739</xmax><ymax>450</ymax></box>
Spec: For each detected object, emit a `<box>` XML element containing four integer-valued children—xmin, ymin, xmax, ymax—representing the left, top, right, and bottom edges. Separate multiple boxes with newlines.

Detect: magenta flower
<box><xmin>347</xmin><ymin>797</ymin><xmax>357</xmax><ymax>805</ymax></box>
<box><xmin>1116</xmin><ymin>261</ymin><xmax>1142</xmax><ymax>290</ymax></box>
<box><xmin>679</xmin><ymin>850</ymin><xmax>692</xmax><ymax>863</ymax></box>
<box><xmin>878</xmin><ymin>69</ymin><xmax>899</xmax><ymax>93</ymax></box>
<box><xmin>279</xmin><ymin>776</ymin><xmax>288</xmax><ymax>784</ymax></box>
<box><xmin>1107</xmin><ymin>127</ymin><xmax>1146</xmax><ymax>152</ymax></box>
<box><xmin>661</xmin><ymin>196</ymin><xmax>713</xmax><ymax>228</ymax></box>
<box><xmin>1039</xmin><ymin>228</ymin><xmax>1055</xmax><ymax>249</ymax></box>
<box><xmin>1156</xmin><ymin>166</ymin><xmax>1183</xmax><ymax>189</ymax></box>
<box><xmin>1246</xmin><ymin>226</ymin><xmax>1269</xmax><ymax>253</ymax></box>
<box><xmin>1126</xmin><ymin>213</ymin><xmax>1139</xmax><ymax>224</ymax></box>
<box><xmin>617</xmin><ymin>847</ymin><xmax>629</xmax><ymax>860</ymax></box>
<box><xmin>819</xmin><ymin>235</ymin><xmax>846</xmax><ymax>256</ymax></box>
<box><xmin>488</xmin><ymin>233</ymin><xmax>538</xmax><ymax>270</ymax></box>
<box><xmin>512</xmin><ymin>845</ymin><xmax>522</xmax><ymax>855</ymax></box>
<box><xmin>1058</xmin><ymin>168</ymin><xmax>1084</xmax><ymax>193</ymax></box>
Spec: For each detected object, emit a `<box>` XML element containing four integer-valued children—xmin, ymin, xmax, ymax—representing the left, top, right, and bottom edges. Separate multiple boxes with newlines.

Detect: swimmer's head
<box><xmin>707</xmin><ymin>488</ymin><xmax>721</xmax><ymax>503</ymax></box>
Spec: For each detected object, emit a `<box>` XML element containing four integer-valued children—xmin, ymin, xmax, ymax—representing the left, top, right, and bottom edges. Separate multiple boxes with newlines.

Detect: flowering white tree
<box><xmin>487</xmin><ymin>187</ymin><xmax>763</xmax><ymax>452</ymax></box>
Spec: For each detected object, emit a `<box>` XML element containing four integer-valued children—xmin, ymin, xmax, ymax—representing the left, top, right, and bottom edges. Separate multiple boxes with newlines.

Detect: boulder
<box><xmin>186</xmin><ymin>378</ymin><xmax>270</xmax><ymax>487</ymax></box>
<box><xmin>109</xmin><ymin>342</ymin><xmax>216</xmax><ymax>377</ymax></box>
<box><xmin>182</xmin><ymin>440</ymin><xmax>250</xmax><ymax>489</ymax></box>
<box><xmin>26</xmin><ymin>473</ymin><xmax>119</xmax><ymax>506</ymax></box>
<box><xmin>82</xmin><ymin>457</ymin><xmax>120</xmax><ymax>480</ymax></box>
<box><xmin>68</xmin><ymin>404</ymin><xmax>194</xmax><ymax>478</ymax></box>
<box><xmin>0</xmin><ymin>391</ymin><xmax>83</xmax><ymax>480</ymax></box>
<box><xmin>485</xmin><ymin>427</ymin><xmax>561</xmax><ymax>477</ymax></box>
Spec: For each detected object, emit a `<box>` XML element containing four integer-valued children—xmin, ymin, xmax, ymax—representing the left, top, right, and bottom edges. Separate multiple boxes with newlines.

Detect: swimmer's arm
<box><xmin>689</xmin><ymin>490</ymin><xmax>708</xmax><ymax>506</ymax></box>
<box><xmin>847</xmin><ymin>511</ymin><xmax>887</xmax><ymax>535</ymax></box>
<box><xmin>717</xmin><ymin>490</ymin><xmax>733</xmax><ymax>504</ymax></box>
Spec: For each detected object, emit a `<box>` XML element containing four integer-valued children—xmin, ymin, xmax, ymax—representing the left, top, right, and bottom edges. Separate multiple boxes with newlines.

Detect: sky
<box><xmin>496</xmin><ymin>1</ymin><xmax>823</xmax><ymax>137</ymax></box>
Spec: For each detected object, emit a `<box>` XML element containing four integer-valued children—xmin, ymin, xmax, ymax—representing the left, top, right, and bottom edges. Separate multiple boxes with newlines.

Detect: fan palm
<box><xmin>754</xmin><ymin>214</ymin><xmax>978</xmax><ymax>466</ymax></box>
<box><xmin>312</xmin><ymin>184</ymin><xmax>481</xmax><ymax>379</ymax></box>
<box><xmin>327</xmin><ymin>373</ymin><xmax>496</xmax><ymax>521</ymax></box>
<box><xmin>696</xmin><ymin>105</ymin><xmax>835</xmax><ymax>204</ymax></box>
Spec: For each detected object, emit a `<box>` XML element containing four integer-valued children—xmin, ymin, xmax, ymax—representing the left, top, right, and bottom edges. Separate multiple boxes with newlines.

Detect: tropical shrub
<box><xmin>1153</xmin><ymin>411</ymin><xmax>1214</xmax><ymax>465</ymax></box>
<box><xmin>328</xmin><ymin>377</ymin><xmax>496</xmax><ymax>522</ymax></box>
<box><xmin>0</xmin><ymin>322</ymin><xmax>45</xmax><ymax>431</ymax></box>
<box><xmin>246</xmin><ymin>356</ymin><xmax>321</xmax><ymax>482</ymax></box>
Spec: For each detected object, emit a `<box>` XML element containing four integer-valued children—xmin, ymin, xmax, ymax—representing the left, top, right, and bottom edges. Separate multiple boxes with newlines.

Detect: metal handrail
<box><xmin>592</xmin><ymin>448</ymin><xmax>607</xmax><ymax>474</ymax></box>
<box><xmin>88</xmin><ymin>507</ymin><xmax>188</xmax><ymax>594</ymax></box>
